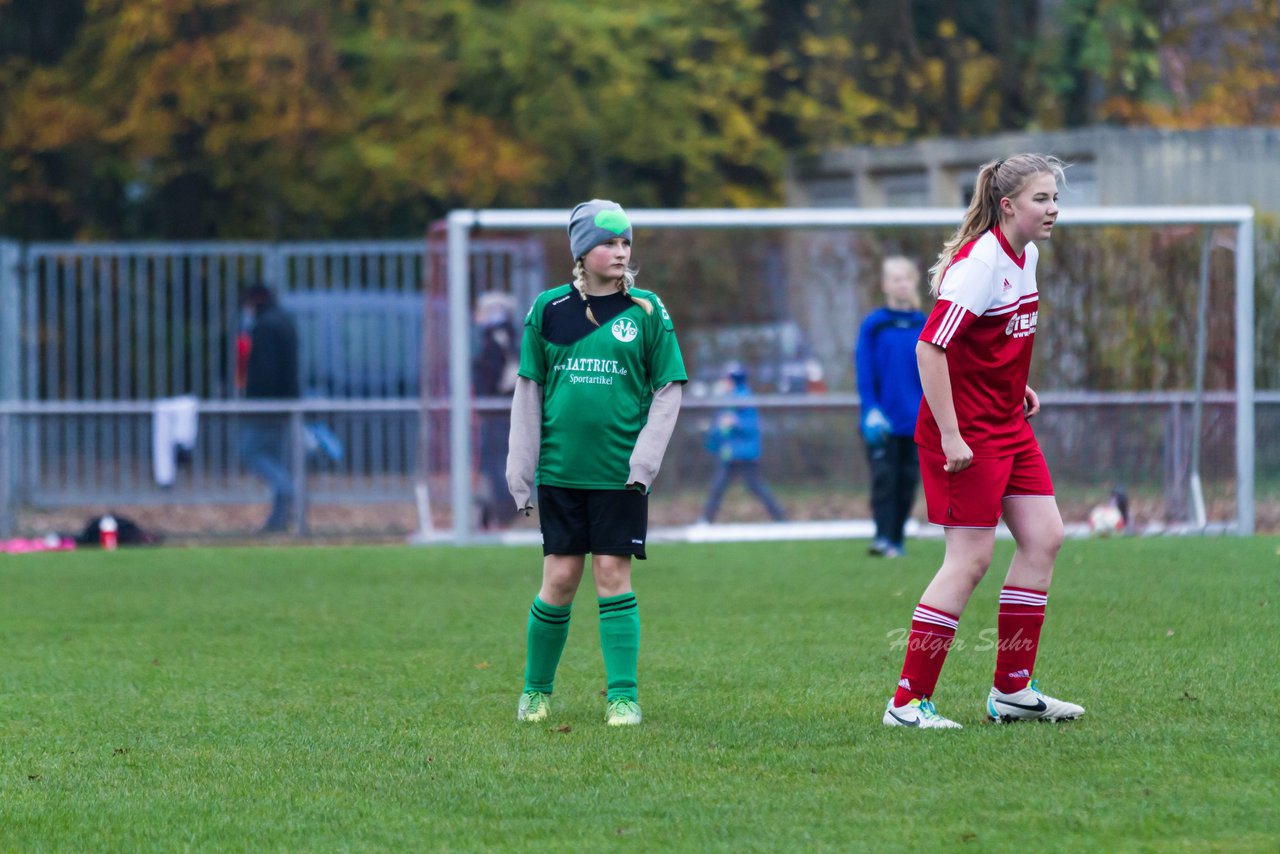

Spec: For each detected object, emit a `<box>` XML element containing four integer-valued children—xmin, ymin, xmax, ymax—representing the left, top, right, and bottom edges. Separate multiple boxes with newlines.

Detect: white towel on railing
<box><xmin>152</xmin><ymin>395</ymin><xmax>199</xmax><ymax>487</ymax></box>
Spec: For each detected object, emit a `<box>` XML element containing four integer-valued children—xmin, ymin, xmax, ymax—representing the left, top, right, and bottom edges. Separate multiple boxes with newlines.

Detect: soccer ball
<box><xmin>1087</xmin><ymin>503</ymin><xmax>1125</xmax><ymax>537</ymax></box>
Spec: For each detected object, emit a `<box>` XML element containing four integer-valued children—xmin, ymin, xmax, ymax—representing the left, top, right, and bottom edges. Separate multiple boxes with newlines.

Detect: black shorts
<box><xmin>538</xmin><ymin>485</ymin><xmax>648</xmax><ymax>559</ymax></box>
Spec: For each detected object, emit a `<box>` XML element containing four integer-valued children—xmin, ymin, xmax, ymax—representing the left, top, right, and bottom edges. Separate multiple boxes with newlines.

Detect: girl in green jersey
<box><xmin>507</xmin><ymin>200</ymin><xmax>687</xmax><ymax>726</ymax></box>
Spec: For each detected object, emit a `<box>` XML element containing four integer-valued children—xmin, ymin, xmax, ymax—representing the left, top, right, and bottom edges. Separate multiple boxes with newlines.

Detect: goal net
<box><xmin>422</xmin><ymin>206</ymin><xmax>1259</xmax><ymax>543</ymax></box>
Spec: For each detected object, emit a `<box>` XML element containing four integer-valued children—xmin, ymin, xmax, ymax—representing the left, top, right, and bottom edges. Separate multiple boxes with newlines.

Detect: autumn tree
<box><xmin>1</xmin><ymin>0</ymin><xmax>1276</xmax><ymax>239</ymax></box>
<box><xmin>1111</xmin><ymin>0</ymin><xmax>1280</xmax><ymax>126</ymax></box>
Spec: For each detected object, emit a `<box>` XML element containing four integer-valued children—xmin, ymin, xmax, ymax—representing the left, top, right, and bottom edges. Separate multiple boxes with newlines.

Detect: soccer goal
<box><xmin>418</xmin><ymin>205</ymin><xmax>1257</xmax><ymax>543</ymax></box>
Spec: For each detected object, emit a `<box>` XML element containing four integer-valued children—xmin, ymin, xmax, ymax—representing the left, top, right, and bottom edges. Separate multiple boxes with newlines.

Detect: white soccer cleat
<box><xmin>986</xmin><ymin>680</ymin><xmax>1084</xmax><ymax>723</ymax></box>
<box><xmin>882</xmin><ymin>697</ymin><xmax>963</xmax><ymax>729</ymax></box>
<box><xmin>605</xmin><ymin>697</ymin><xmax>642</xmax><ymax>726</ymax></box>
<box><xmin>517</xmin><ymin>690</ymin><xmax>551</xmax><ymax>722</ymax></box>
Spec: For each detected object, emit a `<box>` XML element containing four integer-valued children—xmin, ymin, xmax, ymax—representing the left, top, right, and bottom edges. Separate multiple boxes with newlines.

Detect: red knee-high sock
<box><xmin>993</xmin><ymin>586</ymin><xmax>1048</xmax><ymax>694</ymax></box>
<box><xmin>892</xmin><ymin>604</ymin><xmax>959</xmax><ymax>706</ymax></box>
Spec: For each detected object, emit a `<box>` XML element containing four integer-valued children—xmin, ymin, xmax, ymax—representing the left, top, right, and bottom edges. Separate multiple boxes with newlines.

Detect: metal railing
<box><xmin>4</xmin><ymin>391</ymin><xmax>1274</xmax><ymax>540</ymax></box>
<box><xmin>0</xmin><ymin>397</ymin><xmax>444</xmax><ymax>537</ymax></box>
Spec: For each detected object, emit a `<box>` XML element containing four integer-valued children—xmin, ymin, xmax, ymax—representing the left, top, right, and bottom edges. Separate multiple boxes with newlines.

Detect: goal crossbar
<box><xmin>437</xmin><ymin>206</ymin><xmax>1255</xmax><ymax>541</ymax></box>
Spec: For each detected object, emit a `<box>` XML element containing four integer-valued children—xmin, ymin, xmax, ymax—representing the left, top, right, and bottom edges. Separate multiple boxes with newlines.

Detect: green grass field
<box><xmin>2</xmin><ymin>537</ymin><xmax>1277</xmax><ymax>852</ymax></box>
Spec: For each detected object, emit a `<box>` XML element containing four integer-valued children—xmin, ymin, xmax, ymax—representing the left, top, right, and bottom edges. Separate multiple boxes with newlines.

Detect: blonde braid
<box><xmin>571</xmin><ymin>260</ymin><xmax>598</xmax><ymax>326</ymax></box>
<box><xmin>620</xmin><ymin>271</ymin><xmax>652</xmax><ymax>315</ymax></box>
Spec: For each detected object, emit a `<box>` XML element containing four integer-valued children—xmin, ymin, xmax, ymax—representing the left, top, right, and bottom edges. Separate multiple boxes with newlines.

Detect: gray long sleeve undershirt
<box><xmin>506</xmin><ymin>376</ymin><xmax>542</xmax><ymax>512</ymax></box>
<box><xmin>505</xmin><ymin>378</ymin><xmax>685</xmax><ymax>512</ymax></box>
<box><xmin>628</xmin><ymin>381</ymin><xmax>682</xmax><ymax>492</ymax></box>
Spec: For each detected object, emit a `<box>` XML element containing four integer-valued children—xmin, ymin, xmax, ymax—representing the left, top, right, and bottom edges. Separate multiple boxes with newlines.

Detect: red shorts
<box><xmin>918</xmin><ymin>445</ymin><xmax>1054</xmax><ymax>528</ymax></box>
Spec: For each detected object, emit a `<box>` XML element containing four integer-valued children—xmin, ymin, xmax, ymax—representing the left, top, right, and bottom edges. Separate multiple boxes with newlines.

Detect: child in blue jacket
<box><xmin>699</xmin><ymin>363</ymin><xmax>785</xmax><ymax>524</ymax></box>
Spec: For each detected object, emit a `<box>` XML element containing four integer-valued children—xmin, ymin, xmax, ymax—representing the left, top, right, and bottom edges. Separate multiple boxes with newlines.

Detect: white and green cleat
<box><xmin>882</xmin><ymin>697</ymin><xmax>963</xmax><ymax>729</ymax></box>
<box><xmin>986</xmin><ymin>680</ymin><xmax>1084</xmax><ymax>723</ymax></box>
<box><xmin>517</xmin><ymin>690</ymin><xmax>551</xmax><ymax>723</ymax></box>
<box><xmin>605</xmin><ymin>697</ymin><xmax>642</xmax><ymax>726</ymax></box>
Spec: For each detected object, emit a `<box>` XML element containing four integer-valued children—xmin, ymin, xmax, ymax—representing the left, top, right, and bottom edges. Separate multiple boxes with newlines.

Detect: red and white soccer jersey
<box><xmin>916</xmin><ymin>225</ymin><xmax>1040</xmax><ymax>457</ymax></box>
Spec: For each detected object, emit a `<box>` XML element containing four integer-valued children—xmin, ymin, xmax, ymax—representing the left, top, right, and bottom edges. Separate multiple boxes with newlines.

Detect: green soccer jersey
<box><xmin>518</xmin><ymin>285</ymin><xmax>687</xmax><ymax>490</ymax></box>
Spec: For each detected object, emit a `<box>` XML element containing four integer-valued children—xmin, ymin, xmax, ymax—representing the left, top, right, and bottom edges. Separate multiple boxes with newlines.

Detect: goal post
<box><xmin>433</xmin><ymin>205</ymin><xmax>1256</xmax><ymax>542</ymax></box>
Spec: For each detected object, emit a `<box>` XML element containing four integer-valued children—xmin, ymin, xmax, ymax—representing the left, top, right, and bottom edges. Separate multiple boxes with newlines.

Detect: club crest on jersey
<box><xmin>611</xmin><ymin>317</ymin><xmax>638</xmax><ymax>342</ymax></box>
<box><xmin>1004</xmin><ymin>310</ymin><xmax>1038</xmax><ymax>339</ymax></box>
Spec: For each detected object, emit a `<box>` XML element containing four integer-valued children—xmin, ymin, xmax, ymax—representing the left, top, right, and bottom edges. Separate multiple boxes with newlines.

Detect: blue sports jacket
<box><xmin>704</xmin><ymin>383</ymin><xmax>763</xmax><ymax>461</ymax></box>
<box><xmin>854</xmin><ymin>307</ymin><xmax>926</xmax><ymax>437</ymax></box>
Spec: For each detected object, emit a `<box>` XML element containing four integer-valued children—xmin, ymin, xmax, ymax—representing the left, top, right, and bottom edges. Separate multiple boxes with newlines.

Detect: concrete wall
<box><xmin>787</xmin><ymin>126</ymin><xmax>1280</xmax><ymax>213</ymax></box>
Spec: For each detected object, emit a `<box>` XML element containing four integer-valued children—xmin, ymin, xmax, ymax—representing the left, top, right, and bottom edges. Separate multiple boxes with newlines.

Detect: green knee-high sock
<box><xmin>598</xmin><ymin>592</ymin><xmax>640</xmax><ymax>702</ymax></box>
<box><xmin>524</xmin><ymin>597</ymin><xmax>572</xmax><ymax>694</ymax></box>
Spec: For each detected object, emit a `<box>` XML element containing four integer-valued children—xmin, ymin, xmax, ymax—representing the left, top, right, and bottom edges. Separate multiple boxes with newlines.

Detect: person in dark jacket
<box><xmin>472</xmin><ymin>292</ymin><xmax>520</xmax><ymax>530</ymax></box>
<box><xmin>698</xmin><ymin>362</ymin><xmax>786</xmax><ymax>524</ymax></box>
<box><xmin>236</xmin><ymin>284</ymin><xmax>300</xmax><ymax>533</ymax></box>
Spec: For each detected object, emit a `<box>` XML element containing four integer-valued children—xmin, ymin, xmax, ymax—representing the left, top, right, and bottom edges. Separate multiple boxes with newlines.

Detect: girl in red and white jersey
<box><xmin>882</xmin><ymin>154</ymin><xmax>1085</xmax><ymax>729</ymax></box>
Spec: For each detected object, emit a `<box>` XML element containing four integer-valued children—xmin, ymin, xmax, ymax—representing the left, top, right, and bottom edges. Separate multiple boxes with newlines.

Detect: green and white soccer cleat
<box><xmin>986</xmin><ymin>680</ymin><xmax>1085</xmax><ymax>723</ymax></box>
<box><xmin>882</xmin><ymin>697</ymin><xmax>963</xmax><ymax>729</ymax></box>
<box><xmin>605</xmin><ymin>697</ymin><xmax>642</xmax><ymax>726</ymax></box>
<box><xmin>517</xmin><ymin>690</ymin><xmax>551</xmax><ymax>722</ymax></box>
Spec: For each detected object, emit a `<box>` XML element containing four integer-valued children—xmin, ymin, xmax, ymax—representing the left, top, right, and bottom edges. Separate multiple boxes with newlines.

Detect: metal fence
<box><xmin>662</xmin><ymin>391</ymin><xmax>1276</xmax><ymax>527</ymax></box>
<box><xmin>0</xmin><ymin>398</ymin><xmax>434</xmax><ymax>537</ymax></box>
<box><xmin>17</xmin><ymin>240</ymin><xmax>431</xmax><ymax>402</ymax></box>
<box><xmin>0</xmin><ymin>237</ymin><xmax>544</xmax><ymax>538</ymax></box>
<box><xmin>4</xmin><ymin>392</ymin><xmax>1276</xmax><ymax>539</ymax></box>
<box><xmin>0</xmin><ymin>225</ymin><xmax>1273</xmax><ymax>541</ymax></box>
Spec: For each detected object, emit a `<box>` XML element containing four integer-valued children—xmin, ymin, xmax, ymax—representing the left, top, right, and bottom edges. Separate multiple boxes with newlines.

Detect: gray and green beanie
<box><xmin>568</xmin><ymin>199</ymin><xmax>632</xmax><ymax>260</ymax></box>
